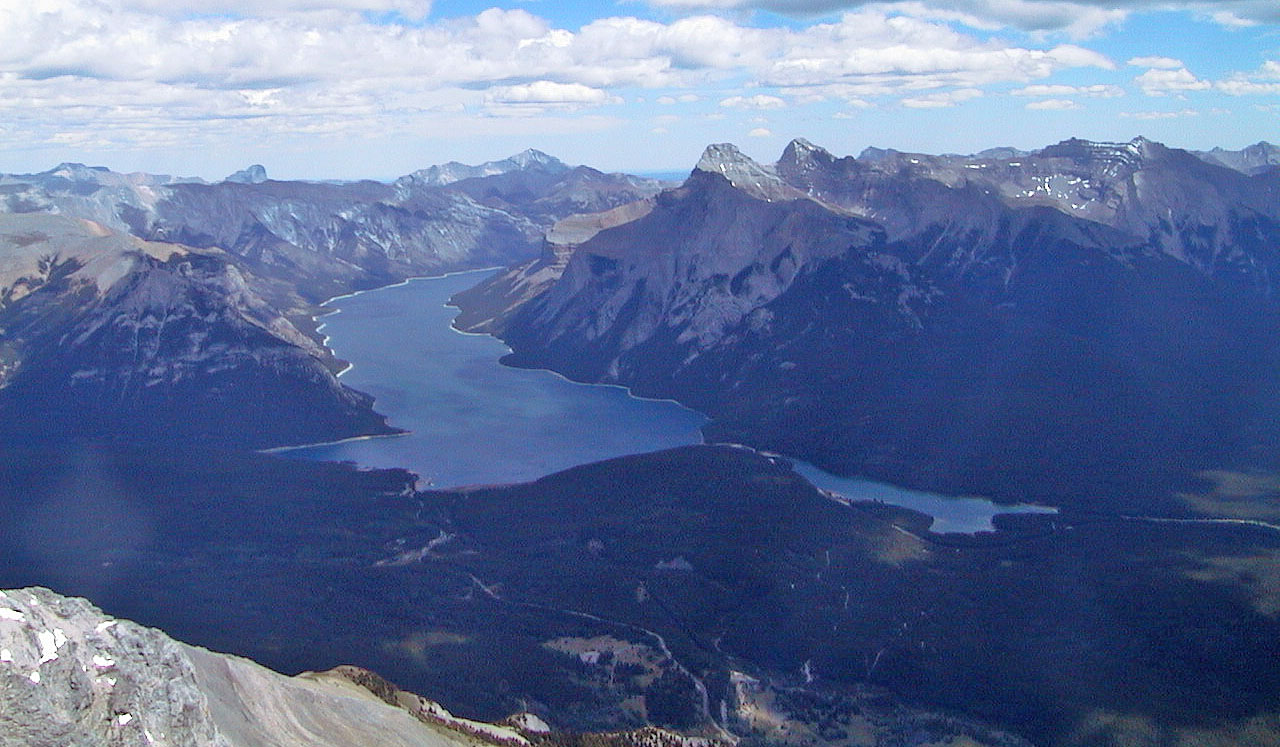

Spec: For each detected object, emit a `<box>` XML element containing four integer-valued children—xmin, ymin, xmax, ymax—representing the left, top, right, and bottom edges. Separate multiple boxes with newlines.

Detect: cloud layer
<box><xmin>0</xmin><ymin>0</ymin><xmax>1126</xmax><ymax>155</ymax></box>
<box><xmin>0</xmin><ymin>0</ymin><xmax>1274</xmax><ymax>174</ymax></box>
<box><xmin>647</xmin><ymin>0</ymin><xmax>1280</xmax><ymax>37</ymax></box>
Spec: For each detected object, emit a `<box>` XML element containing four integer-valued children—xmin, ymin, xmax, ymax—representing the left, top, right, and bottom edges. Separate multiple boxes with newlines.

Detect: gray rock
<box><xmin>224</xmin><ymin>165</ymin><xmax>268</xmax><ymax>184</ymax></box>
<box><xmin>0</xmin><ymin>587</ymin><xmax>502</xmax><ymax>747</ymax></box>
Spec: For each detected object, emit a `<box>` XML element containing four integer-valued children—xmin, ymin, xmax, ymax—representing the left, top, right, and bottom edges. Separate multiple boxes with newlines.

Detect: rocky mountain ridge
<box><xmin>1194</xmin><ymin>141</ymin><xmax>1280</xmax><ymax>175</ymax></box>
<box><xmin>0</xmin><ymin>586</ymin><xmax>555</xmax><ymax>747</ymax></box>
<box><xmin>1</xmin><ymin>584</ymin><xmax>768</xmax><ymax>747</ymax></box>
<box><xmin>1</xmin><ymin>153</ymin><xmax>665</xmax><ymax>304</ymax></box>
<box><xmin>455</xmin><ymin>136</ymin><xmax>1280</xmax><ymax>509</ymax></box>
<box><xmin>0</xmin><ymin>212</ymin><xmax>391</xmax><ymax>447</ymax></box>
<box><xmin>400</xmin><ymin>149</ymin><xmax>571</xmax><ymax>188</ymax></box>
<box><xmin>0</xmin><ymin>152</ymin><xmax>664</xmax><ymax>447</ymax></box>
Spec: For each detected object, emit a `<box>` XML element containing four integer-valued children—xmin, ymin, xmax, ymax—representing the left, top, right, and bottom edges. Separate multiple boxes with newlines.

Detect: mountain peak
<box><xmin>1194</xmin><ymin>141</ymin><xmax>1280</xmax><ymax>175</ymax></box>
<box><xmin>696</xmin><ymin>143</ymin><xmax>760</xmax><ymax>173</ymax></box>
<box><xmin>780</xmin><ymin>138</ymin><xmax>832</xmax><ymax>165</ymax></box>
<box><xmin>694</xmin><ymin>143</ymin><xmax>799</xmax><ymax>202</ymax></box>
<box><xmin>1126</xmin><ymin>135</ymin><xmax>1168</xmax><ymax>159</ymax></box>
<box><xmin>785</xmin><ymin>138</ymin><xmax>824</xmax><ymax>156</ymax></box>
<box><xmin>856</xmin><ymin>146</ymin><xmax>899</xmax><ymax>163</ymax></box>
<box><xmin>398</xmin><ymin>149</ymin><xmax>569</xmax><ymax>189</ymax></box>
<box><xmin>1036</xmin><ymin>136</ymin><xmax>1169</xmax><ymax>172</ymax></box>
<box><xmin>225</xmin><ymin>164</ymin><xmax>268</xmax><ymax>184</ymax></box>
<box><xmin>42</xmin><ymin>162</ymin><xmax>110</xmax><ymax>181</ymax></box>
<box><xmin>508</xmin><ymin>149</ymin><xmax>566</xmax><ymax>171</ymax></box>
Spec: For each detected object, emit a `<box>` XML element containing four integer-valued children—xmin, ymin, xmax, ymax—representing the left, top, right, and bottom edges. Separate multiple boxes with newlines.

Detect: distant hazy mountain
<box><xmin>396</xmin><ymin>150</ymin><xmax>669</xmax><ymax>225</ymax></box>
<box><xmin>0</xmin><ymin>153</ymin><xmax>665</xmax><ymax>304</ymax></box>
<box><xmin>399</xmin><ymin>148</ymin><xmax>572</xmax><ymax>187</ymax></box>
<box><xmin>1193</xmin><ymin>141</ymin><xmax>1280</xmax><ymax>176</ymax></box>
<box><xmin>456</xmin><ymin>137</ymin><xmax>1280</xmax><ymax>509</ymax></box>
<box><xmin>224</xmin><ymin>164</ymin><xmax>269</xmax><ymax>184</ymax></box>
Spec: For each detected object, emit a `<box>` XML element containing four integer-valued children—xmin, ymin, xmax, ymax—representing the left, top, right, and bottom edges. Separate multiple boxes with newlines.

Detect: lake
<box><xmin>275</xmin><ymin>270</ymin><xmax>707</xmax><ymax>488</ymax></box>
<box><xmin>279</xmin><ymin>270</ymin><xmax>1056</xmax><ymax>532</ymax></box>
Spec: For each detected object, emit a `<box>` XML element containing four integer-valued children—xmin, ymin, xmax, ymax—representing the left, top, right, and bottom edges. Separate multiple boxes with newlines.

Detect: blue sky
<box><xmin>0</xmin><ymin>0</ymin><xmax>1276</xmax><ymax>179</ymax></box>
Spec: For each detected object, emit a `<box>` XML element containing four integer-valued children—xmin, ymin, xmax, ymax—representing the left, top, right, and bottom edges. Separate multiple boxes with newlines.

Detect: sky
<box><xmin>0</xmin><ymin>0</ymin><xmax>1277</xmax><ymax>180</ymax></box>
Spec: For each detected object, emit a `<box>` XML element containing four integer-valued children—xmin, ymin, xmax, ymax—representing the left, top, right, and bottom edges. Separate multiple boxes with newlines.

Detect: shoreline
<box><xmin>268</xmin><ymin>268</ymin><xmax>1061</xmax><ymax>535</ymax></box>
<box><xmin>320</xmin><ymin>267</ymin><xmax>502</xmax><ymax>381</ymax></box>
<box><xmin>444</xmin><ymin>317</ymin><xmax>707</xmax><ymax>416</ymax></box>
<box><xmin>260</xmin><ymin>429</ymin><xmax>411</xmax><ymax>455</ymax></box>
<box><xmin>261</xmin><ymin>266</ymin><xmax>506</xmax><ymax>454</ymax></box>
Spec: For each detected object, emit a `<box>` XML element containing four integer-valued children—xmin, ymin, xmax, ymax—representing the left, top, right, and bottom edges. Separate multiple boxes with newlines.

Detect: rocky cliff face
<box><xmin>449</xmin><ymin>199</ymin><xmax>657</xmax><ymax>335</ymax></box>
<box><xmin>0</xmin><ymin>153</ymin><xmax>666</xmax><ymax>305</ymax></box>
<box><xmin>0</xmin><ymin>213</ymin><xmax>392</xmax><ymax>448</ymax></box>
<box><xmin>141</xmin><ymin>177</ymin><xmax>537</xmax><ymax>303</ymax></box>
<box><xmin>458</xmin><ymin>138</ymin><xmax>1280</xmax><ymax>508</ymax></box>
<box><xmin>0</xmin><ymin>586</ymin><xmax>530</xmax><ymax>747</ymax></box>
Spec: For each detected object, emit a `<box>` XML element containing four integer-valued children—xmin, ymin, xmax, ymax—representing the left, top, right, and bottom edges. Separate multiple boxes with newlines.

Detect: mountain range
<box><xmin>455</xmin><ymin>137</ymin><xmax>1280</xmax><ymax>511</ymax></box>
<box><xmin>4</xmin><ymin>139</ymin><xmax>1280</xmax><ymax>747</ymax></box>
<box><xmin>0</xmin><ymin>152</ymin><xmax>664</xmax><ymax>447</ymax></box>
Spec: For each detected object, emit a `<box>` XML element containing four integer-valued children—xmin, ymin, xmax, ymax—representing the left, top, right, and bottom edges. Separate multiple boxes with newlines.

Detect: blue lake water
<box><xmin>276</xmin><ymin>270</ymin><xmax>707</xmax><ymax>488</ymax></box>
<box><xmin>278</xmin><ymin>270</ymin><xmax>1056</xmax><ymax>532</ymax></box>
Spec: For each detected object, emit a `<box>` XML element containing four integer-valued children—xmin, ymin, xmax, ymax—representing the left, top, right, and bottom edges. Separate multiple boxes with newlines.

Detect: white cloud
<box><xmin>1216</xmin><ymin>60</ymin><xmax>1280</xmax><ymax>95</ymax></box>
<box><xmin>645</xmin><ymin>0</ymin><xmax>1280</xmax><ymax>36</ymax></box>
<box><xmin>0</xmin><ymin>4</ymin><xmax>1108</xmax><ymax>100</ymax></box>
<box><xmin>1134</xmin><ymin>67</ymin><xmax>1210</xmax><ymax>96</ymax></box>
<box><xmin>487</xmin><ymin>81</ymin><xmax>616</xmax><ymax>106</ymax></box>
<box><xmin>759</xmin><ymin>14</ymin><xmax>1112</xmax><ymax>99</ymax></box>
<box><xmin>720</xmin><ymin>94</ymin><xmax>787</xmax><ymax>109</ymax></box>
<box><xmin>1012</xmin><ymin>83</ymin><xmax>1123</xmax><ymax>97</ymax></box>
<box><xmin>901</xmin><ymin>87</ymin><xmax>983</xmax><ymax>108</ymax></box>
<box><xmin>1217</xmin><ymin>80</ymin><xmax>1280</xmax><ymax>96</ymax></box>
<box><xmin>1026</xmin><ymin>97</ymin><xmax>1078</xmax><ymax>110</ymax></box>
<box><xmin>748</xmin><ymin>127</ymin><xmax>773</xmax><ymax>136</ymax></box>
<box><xmin>0</xmin><ymin>0</ymin><xmax>1134</xmax><ymax>161</ymax></box>
<box><xmin>119</xmin><ymin>0</ymin><xmax>433</xmax><ymax>17</ymax></box>
<box><xmin>1209</xmin><ymin>10</ymin><xmax>1258</xmax><ymax>28</ymax></box>
<box><xmin>1120</xmin><ymin>108</ymin><xmax>1200</xmax><ymax>120</ymax></box>
<box><xmin>888</xmin><ymin>0</ymin><xmax>1126</xmax><ymax>38</ymax></box>
<box><xmin>1127</xmin><ymin>56</ymin><xmax>1183</xmax><ymax>70</ymax></box>
<box><xmin>647</xmin><ymin>0</ymin><xmax>1126</xmax><ymax>36</ymax></box>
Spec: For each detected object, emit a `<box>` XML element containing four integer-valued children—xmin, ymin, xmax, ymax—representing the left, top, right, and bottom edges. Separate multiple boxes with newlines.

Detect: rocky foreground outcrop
<box><xmin>0</xmin><ymin>587</ymin><xmax>524</xmax><ymax>747</ymax></box>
